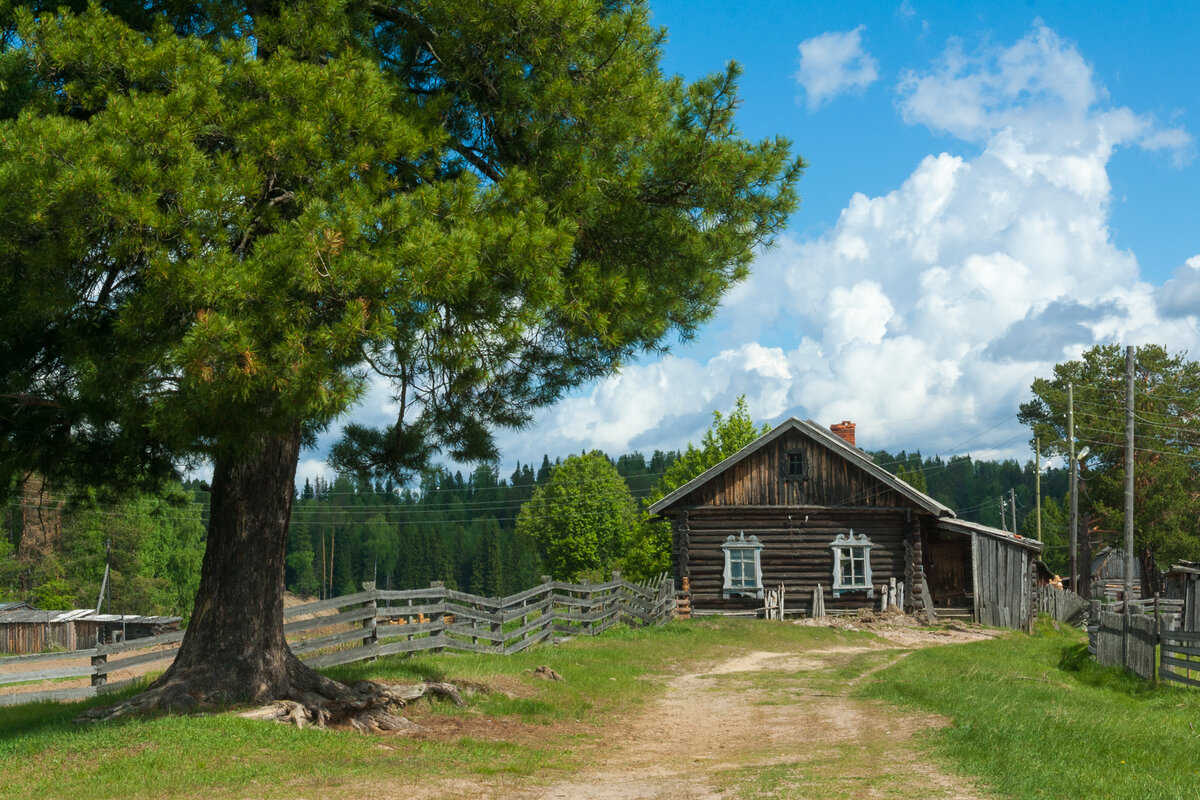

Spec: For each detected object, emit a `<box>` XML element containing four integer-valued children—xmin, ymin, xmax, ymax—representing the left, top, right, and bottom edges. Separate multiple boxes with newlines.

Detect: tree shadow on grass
<box><xmin>0</xmin><ymin>680</ymin><xmax>148</xmax><ymax>744</ymax></box>
<box><xmin>1056</xmin><ymin>641</ymin><xmax>1158</xmax><ymax>696</ymax></box>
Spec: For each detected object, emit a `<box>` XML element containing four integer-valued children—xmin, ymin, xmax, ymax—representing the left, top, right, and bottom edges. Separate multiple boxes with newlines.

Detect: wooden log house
<box><xmin>647</xmin><ymin>418</ymin><xmax>1042</xmax><ymax>630</ymax></box>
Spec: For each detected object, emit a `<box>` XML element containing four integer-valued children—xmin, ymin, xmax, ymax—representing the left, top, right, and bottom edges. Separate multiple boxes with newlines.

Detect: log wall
<box><xmin>679</xmin><ymin>506</ymin><xmax>915</xmax><ymax>614</ymax></box>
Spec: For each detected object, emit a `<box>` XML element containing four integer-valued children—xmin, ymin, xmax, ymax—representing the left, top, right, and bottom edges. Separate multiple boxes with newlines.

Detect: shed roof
<box><xmin>0</xmin><ymin>601</ymin><xmax>34</xmax><ymax>618</ymax></box>
<box><xmin>935</xmin><ymin>518</ymin><xmax>1044</xmax><ymax>553</ymax></box>
<box><xmin>647</xmin><ymin>417</ymin><xmax>955</xmax><ymax>518</ymax></box>
<box><xmin>0</xmin><ymin>608</ymin><xmax>181</xmax><ymax>625</ymax></box>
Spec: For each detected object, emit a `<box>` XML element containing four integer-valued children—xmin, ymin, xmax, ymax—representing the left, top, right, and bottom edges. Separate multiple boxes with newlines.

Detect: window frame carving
<box><xmin>722</xmin><ymin>531</ymin><xmax>764</xmax><ymax>599</ymax></box>
<box><xmin>830</xmin><ymin>530</ymin><xmax>874</xmax><ymax>597</ymax></box>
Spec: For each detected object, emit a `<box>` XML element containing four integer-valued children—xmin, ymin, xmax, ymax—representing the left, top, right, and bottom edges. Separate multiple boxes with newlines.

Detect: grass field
<box><xmin>859</xmin><ymin>619</ymin><xmax>1200</xmax><ymax>800</ymax></box>
<box><xmin>2</xmin><ymin>617</ymin><xmax>1198</xmax><ymax>800</ymax></box>
<box><xmin>0</xmin><ymin>620</ymin><xmax>871</xmax><ymax>799</ymax></box>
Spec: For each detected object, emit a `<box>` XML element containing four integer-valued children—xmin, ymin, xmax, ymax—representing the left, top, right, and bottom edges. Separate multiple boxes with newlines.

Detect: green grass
<box><xmin>0</xmin><ymin>619</ymin><xmax>867</xmax><ymax>799</ymax></box>
<box><xmin>859</xmin><ymin>618</ymin><xmax>1200</xmax><ymax>800</ymax></box>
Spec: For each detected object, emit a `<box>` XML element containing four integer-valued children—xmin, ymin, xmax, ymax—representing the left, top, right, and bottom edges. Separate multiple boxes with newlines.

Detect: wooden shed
<box><xmin>0</xmin><ymin>607</ymin><xmax>99</xmax><ymax>654</ymax></box>
<box><xmin>647</xmin><ymin>417</ymin><xmax>1043</xmax><ymax>630</ymax></box>
<box><xmin>0</xmin><ymin>606</ymin><xmax>180</xmax><ymax>654</ymax></box>
<box><xmin>1089</xmin><ymin>546</ymin><xmax>1143</xmax><ymax>601</ymax></box>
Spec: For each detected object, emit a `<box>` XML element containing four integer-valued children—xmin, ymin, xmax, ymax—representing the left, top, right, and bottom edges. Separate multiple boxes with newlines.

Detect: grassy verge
<box><xmin>858</xmin><ymin>618</ymin><xmax>1200</xmax><ymax>800</ymax></box>
<box><xmin>0</xmin><ymin>619</ymin><xmax>867</xmax><ymax>800</ymax></box>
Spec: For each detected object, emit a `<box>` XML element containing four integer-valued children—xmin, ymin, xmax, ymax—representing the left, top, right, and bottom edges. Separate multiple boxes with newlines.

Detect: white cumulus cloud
<box><xmin>487</xmin><ymin>22</ymin><xmax>1199</xmax><ymax>471</ymax></box>
<box><xmin>796</xmin><ymin>26</ymin><xmax>880</xmax><ymax>110</ymax></box>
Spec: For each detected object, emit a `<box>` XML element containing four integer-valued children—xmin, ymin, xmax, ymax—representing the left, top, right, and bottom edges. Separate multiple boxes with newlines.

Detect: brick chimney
<box><xmin>830</xmin><ymin>420</ymin><xmax>856</xmax><ymax>447</ymax></box>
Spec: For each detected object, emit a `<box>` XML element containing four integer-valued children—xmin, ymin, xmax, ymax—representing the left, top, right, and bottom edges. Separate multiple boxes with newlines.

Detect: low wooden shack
<box><xmin>1089</xmin><ymin>546</ymin><xmax>1143</xmax><ymax>602</ymax></box>
<box><xmin>647</xmin><ymin>417</ymin><xmax>1042</xmax><ymax>630</ymax></box>
<box><xmin>0</xmin><ymin>606</ymin><xmax>180</xmax><ymax>654</ymax></box>
<box><xmin>0</xmin><ymin>607</ymin><xmax>97</xmax><ymax>653</ymax></box>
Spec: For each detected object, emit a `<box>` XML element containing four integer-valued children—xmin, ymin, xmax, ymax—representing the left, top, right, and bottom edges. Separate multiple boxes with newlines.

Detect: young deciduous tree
<box><xmin>1018</xmin><ymin>344</ymin><xmax>1200</xmax><ymax>592</ymax></box>
<box><xmin>0</xmin><ymin>1</ymin><xmax>801</xmax><ymax>717</ymax></box>
<box><xmin>516</xmin><ymin>451</ymin><xmax>635</xmax><ymax>581</ymax></box>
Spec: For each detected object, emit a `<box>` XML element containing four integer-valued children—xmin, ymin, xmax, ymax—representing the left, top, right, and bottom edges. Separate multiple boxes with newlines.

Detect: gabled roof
<box><xmin>647</xmin><ymin>417</ymin><xmax>955</xmax><ymax>518</ymax></box>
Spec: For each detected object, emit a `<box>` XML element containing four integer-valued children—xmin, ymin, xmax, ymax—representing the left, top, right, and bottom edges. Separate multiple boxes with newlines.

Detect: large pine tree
<box><xmin>0</xmin><ymin>0</ymin><xmax>801</xmax><ymax>715</ymax></box>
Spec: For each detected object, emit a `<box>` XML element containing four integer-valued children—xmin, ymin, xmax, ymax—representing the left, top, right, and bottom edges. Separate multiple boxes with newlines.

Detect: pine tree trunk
<box><xmin>93</xmin><ymin>425</ymin><xmax>342</xmax><ymax>712</ymax></box>
<box><xmin>80</xmin><ymin>426</ymin><xmax>436</xmax><ymax>728</ymax></box>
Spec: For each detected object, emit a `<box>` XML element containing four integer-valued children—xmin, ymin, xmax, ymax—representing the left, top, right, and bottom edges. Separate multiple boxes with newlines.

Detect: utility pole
<box><xmin>1068</xmin><ymin>383</ymin><xmax>1078</xmax><ymax>592</ymax></box>
<box><xmin>1000</xmin><ymin>497</ymin><xmax>1008</xmax><ymax>531</ymax></box>
<box><xmin>1035</xmin><ymin>437</ymin><xmax>1042</xmax><ymax>542</ymax></box>
<box><xmin>1010</xmin><ymin>488</ymin><xmax>1017</xmax><ymax>535</ymax></box>
<box><xmin>1124</xmin><ymin>345</ymin><xmax>1136</xmax><ymax>608</ymax></box>
<box><xmin>105</xmin><ymin>537</ymin><xmax>112</xmax><ymax>614</ymax></box>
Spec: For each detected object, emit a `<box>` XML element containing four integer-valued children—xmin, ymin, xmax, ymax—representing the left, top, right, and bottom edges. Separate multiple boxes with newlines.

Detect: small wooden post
<box><xmin>580</xmin><ymin>579</ymin><xmax>595</xmax><ymax>635</ymax></box>
<box><xmin>1154</xmin><ymin>593</ymin><xmax>1161</xmax><ymax>683</ymax></box>
<box><xmin>361</xmin><ymin>582</ymin><xmax>378</xmax><ymax>660</ymax></box>
<box><xmin>918</xmin><ymin>574</ymin><xmax>937</xmax><ymax>625</ymax></box>
<box><xmin>430</xmin><ymin>581</ymin><xmax>445</xmax><ymax>653</ymax></box>
<box><xmin>889</xmin><ymin>577</ymin><xmax>897</xmax><ymax>610</ymax></box>
<box><xmin>90</xmin><ymin>650</ymin><xmax>107</xmax><ymax>689</ymax></box>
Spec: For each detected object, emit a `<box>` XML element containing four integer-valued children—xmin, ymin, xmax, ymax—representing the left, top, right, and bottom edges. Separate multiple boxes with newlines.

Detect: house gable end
<box><xmin>649</xmin><ymin>418</ymin><xmax>951</xmax><ymax>516</ymax></box>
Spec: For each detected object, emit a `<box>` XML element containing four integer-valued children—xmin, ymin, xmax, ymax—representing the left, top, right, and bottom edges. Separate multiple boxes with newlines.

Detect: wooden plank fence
<box><xmin>1085</xmin><ymin>597</ymin><xmax>1198</xmax><ymax>685</ymax></box>
<box><xmin>1034</xmin><ymin>585</ymin><xmax>1090</xmax><ymax>628</ymax></box>
<box><xmin>0</xmin><ymin>573</ymin><xmax>674</xmax><ymax>707</ymax></box>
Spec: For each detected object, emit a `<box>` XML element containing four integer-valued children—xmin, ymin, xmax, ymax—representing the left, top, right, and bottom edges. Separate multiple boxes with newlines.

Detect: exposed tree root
<box><xmin>236</xmin><ymin>681</ymin><xmax>464</xmax><ymax>732</ymax></box>
<box><xmin>78</xmin><ymin>677</ymin><xmax>464</xmax><ymax>733</ymax></box>
<box><xmin>75</xmin><ymin>639</ymin><xmax>463</xmax><ymax>733</ymax></box>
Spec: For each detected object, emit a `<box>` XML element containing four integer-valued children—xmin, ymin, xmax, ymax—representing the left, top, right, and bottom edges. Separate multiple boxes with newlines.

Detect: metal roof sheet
<box><xmin>934</xmin><ymin>517</ymin><xmax>1044</xmax><ymax>553</ymax></box>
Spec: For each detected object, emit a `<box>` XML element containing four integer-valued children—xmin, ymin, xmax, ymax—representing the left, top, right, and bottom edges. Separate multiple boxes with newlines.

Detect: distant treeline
<box><xmin>278</xmin><ymin>450</ymin><xmax>678</xmax><ymax>600</ymax></box>
<box><xmin>3</xmin><ymin>445</ymin><xmax>1069</xmax><ymax>619</ymax></box>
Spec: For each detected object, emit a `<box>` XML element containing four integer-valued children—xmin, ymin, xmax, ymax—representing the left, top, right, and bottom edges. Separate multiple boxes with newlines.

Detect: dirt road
<box><xmin>518</xmin><ymin>627</ymin><xmax>992</xmax><ymax>800</ymax></box>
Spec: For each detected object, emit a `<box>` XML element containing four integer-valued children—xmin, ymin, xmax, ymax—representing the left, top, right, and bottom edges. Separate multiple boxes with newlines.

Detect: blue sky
<box><xmin>303</xmin><ymin>1</ymin><xmax>1200</xmax><ymax>483</ymax></box>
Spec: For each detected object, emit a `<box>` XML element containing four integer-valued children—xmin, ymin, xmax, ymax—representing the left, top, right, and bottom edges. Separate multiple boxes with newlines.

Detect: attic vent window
<box><xmin>722</xmin><ymin>532</ymin><xmax>764</xmax><ymax>599</ymax></box>
<box><xmin>785</xmin><ymin>450</ymin><xmax>804</xmax><ymax>479</ymax></box>
<box><xmin>830</xmin><ymin>531</ymin><xmax>874</xmax><ymax>597</ymax></box>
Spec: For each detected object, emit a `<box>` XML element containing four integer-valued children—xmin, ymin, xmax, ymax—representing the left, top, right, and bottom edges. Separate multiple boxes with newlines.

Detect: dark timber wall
<box><xmin>672</xmin><ymin>429</ymin><xmax>913</xmax><ymax>509</ymax></box>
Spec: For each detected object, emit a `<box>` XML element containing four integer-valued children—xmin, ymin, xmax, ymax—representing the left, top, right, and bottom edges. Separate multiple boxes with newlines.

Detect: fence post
<box><xmin>361</xmin><ymin>582</ymin><xmax>378</xmax><ymax>660</ymax></box>
<box><xmin>430</xmin><ymin>581</ymin><xmax>445</xmax><ymax>653</ymax></box>
<box><xmin>91</xmin><ymin>650</ymin><xmax>107</xmax><ymax>689</ymax></box>
<box><xmin>1154</xmin><ymin>593</ymin><xmax>1161</xmax><ymax>682</ymax></box>
<box><xmin>579</xmin><ymin>579</ymin><xmax>593</xmax><ymax>635</ymax></box>
<box><xmin>542</xmin><ymin>575</ymin><xmax>555</xmax><ymax>632</ymax></box>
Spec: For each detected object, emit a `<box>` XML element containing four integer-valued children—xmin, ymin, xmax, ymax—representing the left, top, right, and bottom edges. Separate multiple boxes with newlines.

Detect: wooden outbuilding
<box><xmin>1089</xmin><ymin>546</ymin><xmax>1143</xmax><ymax>602</ymax></box>
<box><xmin>0</xmin><ymin>605</ymin><xmax>180</xmax><ymax>655</ymax></box>
<box><xmin>647</xmin><ymin>417</ymin><xmax>1043</xmax><ymax>630</ymax></box>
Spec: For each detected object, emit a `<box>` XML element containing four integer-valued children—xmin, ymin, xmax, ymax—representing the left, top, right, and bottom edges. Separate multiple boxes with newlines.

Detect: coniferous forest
<box><xmin>2</xmin><ymin>444</ymin><xmax>1067</xmax><ymax>618</ymax></box>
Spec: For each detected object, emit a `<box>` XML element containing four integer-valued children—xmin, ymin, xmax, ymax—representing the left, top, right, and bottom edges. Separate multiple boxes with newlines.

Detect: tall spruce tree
<box><xmin>0</xmin><ymin>1</ymin><xmax>801</xmax><ymax>716</ymax></box>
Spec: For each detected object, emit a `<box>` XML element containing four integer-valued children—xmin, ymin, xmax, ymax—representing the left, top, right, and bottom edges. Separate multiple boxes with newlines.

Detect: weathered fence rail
<box><xmin>1160</xmin><ymin>629</ymin><xmax>1200</xmax><ymax>689</ymax></box>
<box><xmin>0</xmin><ymin>574</ymin><xmax>674</xmax><ymax>707</ymax></box>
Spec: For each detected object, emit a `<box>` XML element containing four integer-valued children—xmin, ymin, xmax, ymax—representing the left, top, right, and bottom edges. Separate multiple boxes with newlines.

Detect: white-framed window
<box><xmin>830</xmin><ymin>530</ymin><xmax>874</xmax><ymax>597</ymax></box>
<box><xmin>722</xmin><ymin>532</ymin><xmax>764</xmax><ymax>599</ymax></box>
